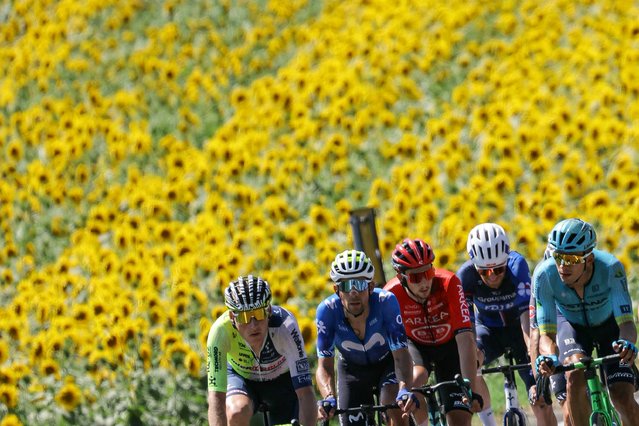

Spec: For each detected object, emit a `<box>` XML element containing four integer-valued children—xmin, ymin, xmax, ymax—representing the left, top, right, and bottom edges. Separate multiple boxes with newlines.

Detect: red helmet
<box><xmin>391</xmin><ymin>239</ymin><xmax>436</xmax><ymax>273</ymax></box>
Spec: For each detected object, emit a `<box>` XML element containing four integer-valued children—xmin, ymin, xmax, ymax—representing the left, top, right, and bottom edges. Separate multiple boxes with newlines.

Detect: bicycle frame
<box><xmin>480</xmin><ymin>349</ymin><xmax>529</xmax><ymax>425</ymax></box>
<box><xmin>325</xmin><ymin>402</ymin><xmax>399</xmax><ymax>425</ymax></box>
<box><xmin>553</xmin><ymin>354</ymin><xmax>622</xmax><ymax>426</ymax></box>
<box><xmin>410</xmin><ymin>374</ymin><xmax>472</xmax><ymax>426</ymax></box>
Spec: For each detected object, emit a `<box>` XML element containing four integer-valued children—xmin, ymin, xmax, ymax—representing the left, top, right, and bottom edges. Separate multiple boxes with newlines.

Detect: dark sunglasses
<box><xmin>337</xmin><ymin>279</ymin><xmax>370</xmax><ymax>292</ymax></box>
<box><xmin>476</xmin><ymin>265</ymin><xmax>507</xmax><ymax>277</ymax></box>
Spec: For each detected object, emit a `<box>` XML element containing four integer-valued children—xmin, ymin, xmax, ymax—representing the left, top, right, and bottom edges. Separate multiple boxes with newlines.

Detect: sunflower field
<box><xmin>1</xmin><ymin>0</ymin><xmax>639</xmax><ymax>424</ymax></box>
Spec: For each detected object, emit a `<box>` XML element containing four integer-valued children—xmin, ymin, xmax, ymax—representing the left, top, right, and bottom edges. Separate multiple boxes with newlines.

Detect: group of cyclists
<box><xmin>206</xmin><ymin>218</ymin><xmax>639</xmax><ymax>426</ymax></box>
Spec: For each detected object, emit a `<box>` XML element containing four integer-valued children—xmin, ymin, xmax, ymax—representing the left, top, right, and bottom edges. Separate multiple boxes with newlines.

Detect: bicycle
<box><xmin>255</xmin><ymin>402</ymin><xmax>300</xmax><ymax>426</ymax></box>
<box><xmin>409</xmin><ymin>374</ymin><xmax>472</xmax><ymax>426</ymax></box>
<box><xmin>319</xmin><ymin>401</ymin><xmax>400</xmax><ymax>425</ymax></box>
<box><xmin>541</xmin><ymin>353</ymin><xmax>622</xmax><ymax>426</ymax></box>
<box><xmin>480</xmin><ymin>348</ymin><xmax>530</xmax><ymax>425</ymax></box>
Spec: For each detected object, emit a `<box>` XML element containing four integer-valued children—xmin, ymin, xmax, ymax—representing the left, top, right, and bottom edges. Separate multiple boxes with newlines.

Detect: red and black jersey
<box><xmin>384</xmin><ymin>269</ymin><xmax>472</xmax><ymax>345</ymax></box>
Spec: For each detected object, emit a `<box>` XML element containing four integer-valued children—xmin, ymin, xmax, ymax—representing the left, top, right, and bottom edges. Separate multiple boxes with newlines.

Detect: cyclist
<box><xmin>206</xmin><ymin>275</ymin><xmax>317</xmax><ymax>426</ymax></box>
<box><xmin>384</xmin><ymin>238</ymin><xmax>482</xmax><ymax>426</ymax></box>
<box><xmin>529</xmin><ymin>245</ymin><xmax>566</xmax><ymax>426</ymax></box>
<box><xmin>315</xmin><ymin>250</ymin><xmax>416</xmax><ymax>425</ymax></box>
<box><xmin>535</xmin><ymin>218</ymin><xmax>639</xmax><ymax>425</ymax></box>
<box><xmin>457</xmin><ymin>223</ymin><xmax>555</xmax><ymax>425</ymax></box>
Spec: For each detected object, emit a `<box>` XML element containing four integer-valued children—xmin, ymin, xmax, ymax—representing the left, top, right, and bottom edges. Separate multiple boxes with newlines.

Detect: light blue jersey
<box><xmin>533</xmin><ymin>250</ymin><xmax>633</xmax><ymax>334</ymax></box>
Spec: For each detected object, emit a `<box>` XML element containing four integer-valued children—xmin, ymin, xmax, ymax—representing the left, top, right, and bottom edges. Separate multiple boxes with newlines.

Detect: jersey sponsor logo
<box><xmin>563</xmin><ymin>337</ymin><xmax>576</xmax><ymax>345</ymax></box>
<box><xmin>621</xmin><ymin>305</ymin><xmax>632</xmax><ymax>314</ymax></box>
<box><xmin>404</xmin><ymin>311</ymin><xmax>449</xmax><ymax>325</ymax></box>
<box><xmin>324</xmin><ymin>298</ymin><xmax>338</xmax><ymax>310</ymax></box>
<box><xmin>319</xmin><ymin>349</ymin><xmax>333</xmax><ymax>357</ymax></box>
<box><xmin>483</xmin><ymin>302</ymin><xmax>514</xmax><ymax>311</ymax></box>
<box><xmin>379</xmin><ymin>291</ymin><xmax>392</xmax><ymax>301</ymax></box>
<box><xmin>290</xmin><ymin>328</ymin><xmax>305</xmax><ymax>358</ymax></box>
<box><xmin>348</xmin><ymin>413</ymin><xmax>365</xmax><ymax>422</ymax></box>
<box><xmin>517</xmin><ymin>282</ymin><xmax>531</xmax><ymax>297</ymax></box>
<box><xmin>341</xmin><ymin>332</ymin><xmax>386</xmax><ymax>352</ymax></box>
<box><xmin>403</xmin><ymin>309</ymin><xmax>422</xmax><ymax>315</ymax></box>
<box><xmin>412</xmin><ymin>324</ymin><xmax>451</xmax><ymax>343</ymax></box>
<box><xmin>316</xmin><ymin>320</ymin><xmax>327</xmax><ymax>335</ymax></box>
<box><xmin>213</xmin><ymin>347</ymin><xmax>221</xmax><ymax>373</ymax></box>
<box><xmin>457</xmin><ymin>284</ymin><xmax>471</xmax><ymax>323</ymax></box>
<box><xmin>296</xmin><ymin>374</ymin><xmax>312</xmax><ymax>386</ymax></box>
<box><xmin>369</xmin><ymin>317</ymin><xmax>378</xmax><ymax>326</ymax></box>
<box><xmin>296</xmin><ymin>358</ymin><xmax>309</xmax><ymax>373</ymax></box>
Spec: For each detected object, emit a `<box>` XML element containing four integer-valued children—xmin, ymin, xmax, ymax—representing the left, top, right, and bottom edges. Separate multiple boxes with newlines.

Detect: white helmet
<box><xmin>467</xmin><ymin>223</ymin><xmax>510</xmax><ymax>268</ymax></box>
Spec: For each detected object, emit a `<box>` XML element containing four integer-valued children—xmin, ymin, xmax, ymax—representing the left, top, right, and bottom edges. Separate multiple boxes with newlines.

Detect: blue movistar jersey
<box><xmin>534</xmin><ymin>250</ymin><xmax>634</xmax><ymax>334</ymax></box>
<box><xmin>315</xmin><ymin>288</ymin><xmax>407</xmax><ymax>365</ymax></box>
<box><xmin>457</xmin><ymin>251</ymin><xmax>531</xmax><ymax>327</ymax></box>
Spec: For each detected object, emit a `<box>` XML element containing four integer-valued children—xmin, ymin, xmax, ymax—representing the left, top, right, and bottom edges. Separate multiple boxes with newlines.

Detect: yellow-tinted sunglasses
<box><xmin>232</xmin><ymin>307</ymin><xmax>269</xmax><ymax>324</ymax></box>
<box><xmin>552</xmin><ymin>251</ymin><xmax>592</xmax><ymax>266</ymax></box>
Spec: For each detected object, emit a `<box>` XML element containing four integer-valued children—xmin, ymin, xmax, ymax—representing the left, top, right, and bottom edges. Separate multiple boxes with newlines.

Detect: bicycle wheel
<box><xmin>590</xmin><ymin>412</ymin><xmax>611</xmax><ymax>426</ymax></box>
<box><xmin>503</xmin><ymin>409</ymin><xmax>526</xmax><ymax>426</ymax></box>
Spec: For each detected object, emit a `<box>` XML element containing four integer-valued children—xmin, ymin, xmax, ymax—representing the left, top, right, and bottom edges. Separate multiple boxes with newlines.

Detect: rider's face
<box><xmin>232</xmin><ymin>308</ymin><xmax>270</xmax><ymax>347</ymax></box>
<box><xmin>336</xmin><ymin>280</ymin><xmax>371</xmax><ymax>317</ymax></box>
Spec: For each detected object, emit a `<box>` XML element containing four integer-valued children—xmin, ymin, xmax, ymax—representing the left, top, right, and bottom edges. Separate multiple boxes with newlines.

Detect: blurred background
<box><xmin>1</xmin><ymin>0</ymin><xmax>638</xmax><ymax>424</ymax></box>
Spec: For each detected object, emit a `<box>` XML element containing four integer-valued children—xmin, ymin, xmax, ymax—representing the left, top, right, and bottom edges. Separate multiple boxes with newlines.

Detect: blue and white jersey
<box><xmin>534</xmin><ymin>250</ymin><xmax>633</xmax><ymax>334</ymax></box>
<box><xmin>315</xmin><ymin>288</ymin><xmax>408</xmax><ymax>365</ymax></box>
<box><xmin>457</xmin><ymin>251</ymin><xmax>531</xmax><ymax>327</ymax></box>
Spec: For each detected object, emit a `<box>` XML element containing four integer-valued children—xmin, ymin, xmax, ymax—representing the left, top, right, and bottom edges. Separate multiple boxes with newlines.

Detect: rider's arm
<box><xmin>618</xmin><ymin>321</ymin><xmax>638</xmax><ymax>347</ymax></box>
<box><xmin>391</xmin><ymin>346</ymin><xmax>414</xmax><ymax>390</ymax></box>
<box><xmin>295</xmin><ymin>385</ymin><xmax>318</xmax><ymax>425</ymax></box>
<box><xmin>519</xmin><ymin>309</ymin><xmax>531</xmax><ymax>349</ymax></box>
<box><xmin>206</xmin><ymin>315</ymin><xmax>231</xmax><ymax>425</ymax></box>
<box><xmin>208</xmin><ymin>391</ymin><xmax>226</xmax><ymax>426</ymax></box>
<box><xmin>316</xmin><ymin>356</ymin><xmax>336</xmax><ymax>398</ymax></box>
<box><xmin>455</xmin><ymin>330</ymin><xmax>479</xmax><ymax>390</ymax></box>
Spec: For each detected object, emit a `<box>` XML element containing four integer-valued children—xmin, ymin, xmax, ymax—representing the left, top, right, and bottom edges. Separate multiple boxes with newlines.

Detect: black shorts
<box><xmin>476</xmin><ymin>322</ymin><xmax>535</xmax><ymax>390</ymax></box>
<box><xmin>407</xmin><ymin>338</ymin><xmax>471</xmax><ymax>413</ymax></box>
<box><xmin>336</xmin><ymin>353</ymin><xmax>397</xmax><ymax>425</ymax></box>
<box><xmin>226</xmin><ymin>366</ymin><xmax>298</xmax><ymax>424</ymax></box>
<box><xmin>557</xmin><ymin>315</ymin><xmax>636</xmax><ymax>386</ymax></box>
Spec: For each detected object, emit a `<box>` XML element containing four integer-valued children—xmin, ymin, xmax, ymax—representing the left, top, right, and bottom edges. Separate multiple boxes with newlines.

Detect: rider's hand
<box><xmin>535</xmin><ymin>354</ymin><xmax>559</xmax><ymax>377</ymax></box>
<box><xmin>531</xmin><ymin>375</ymin><xmax>552</xmax><ymax>406</ymax></box>
<box><xmin>317</xmin><ymin>395</ymin><xmax>336</xmax><ymax>420</ymax></box>
<box><xmin>395</xmin><ymin>388</ymin><xmax>419</xmax><ymax>413</ymax></box>
<box><xmin>468</xmin><ymin>392</ymin><xmax>483</xmax><ymax>413</ymax></box>
<box><xmin>612</xmin><ymin>339</ymin><xmax>638</xmax><ymax>365</ymax></box>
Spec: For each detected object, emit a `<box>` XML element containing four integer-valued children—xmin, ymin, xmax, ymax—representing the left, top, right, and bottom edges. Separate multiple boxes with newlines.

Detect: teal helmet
<box><xmin>547</xmin><ymin>219</ymin><xmax>596</xmax><ymax>253</ymax></box>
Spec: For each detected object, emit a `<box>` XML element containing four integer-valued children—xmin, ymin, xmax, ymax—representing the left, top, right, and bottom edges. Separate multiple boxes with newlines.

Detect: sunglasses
<box><xmin>232</xmin><ymin>307</ymin><xmax>269</xmax><ymax>324</ymax></box>
<box><xmin>552</xmin><ymin>251</ymin><xmax>592</xmax><ymax>266</ymax></box>
<box><xmin>403</xmin><ymin>265</ymin><xmax>435</xmax><ymax>284</ymax></box>
<box><xmin>476</xmin><ymin>265</ymin><xmax>507</xmax><ymax>277</ymax></box>
<box><xmin>337</xmin><ymin>279</ymin><xmax>370</xmax><ymax>292</ymax></box>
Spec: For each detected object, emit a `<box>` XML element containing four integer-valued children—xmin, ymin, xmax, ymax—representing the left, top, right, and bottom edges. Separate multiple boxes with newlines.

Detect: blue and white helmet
<box><xmin>548</xmin><ymin>219</ymin><xmax>596</xmax><ymax>253</ymax></box>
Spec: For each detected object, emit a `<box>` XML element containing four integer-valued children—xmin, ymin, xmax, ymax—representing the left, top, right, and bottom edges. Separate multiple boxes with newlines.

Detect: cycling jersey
<box><xmin>315</xmin><ymin>288</ymin><xmax>407</xmax><ymax>365</ymax></box>
<box><xmin>457</xmin><ymin>251</ymin><xmax>530</xmax><ymax>327</ymax></box>
<box><xmin>206</xmin><ymin>306</ymin><xmax>312</xmax><ymax>392</ymax></box>
<box><xmin>534</xmin><ymin>250</ymin><xmax>634</xmax><ymax>334</ymax></box>
<box><xmin>383</xmin><ymin>269</ymin><xmax>472</xmax><ymax>345</ymax></box>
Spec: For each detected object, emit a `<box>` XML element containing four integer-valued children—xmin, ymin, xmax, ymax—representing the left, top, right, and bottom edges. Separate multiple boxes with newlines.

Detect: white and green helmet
<box><xmin>330</xmin><ymin>250</ymin><xmax>375</xmax><ymax>282</ymax></box>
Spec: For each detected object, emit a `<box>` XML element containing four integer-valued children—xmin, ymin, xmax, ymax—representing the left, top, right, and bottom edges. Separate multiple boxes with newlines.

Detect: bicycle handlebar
<box><xmin>481</xmin><ymin>362</ymin><xmax>532</xmax><ymax>375</ymax></box>
<box><xmin>410</xmin><ymin>374</ymin><xmax>471</xmax><ymax>399</ymax></box>
<box><xmin>552</xmin><ymin>354</ymin><xmax>621</xmax><ymax>373</ymax></box>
